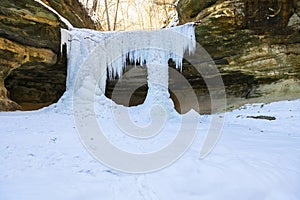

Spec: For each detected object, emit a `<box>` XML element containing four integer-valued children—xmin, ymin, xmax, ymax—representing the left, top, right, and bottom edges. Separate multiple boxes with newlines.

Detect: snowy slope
<box><xmin>0</xmin><ymin>99</ymin><xmax>299</xmax><ymax>200</ymax></box>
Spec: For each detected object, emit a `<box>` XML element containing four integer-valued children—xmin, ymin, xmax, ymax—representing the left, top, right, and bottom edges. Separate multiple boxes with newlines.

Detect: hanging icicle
<box><xmin>56</xmin><ymin>23</ymin><xmax>196</xmax><ymax>113</ymax></box>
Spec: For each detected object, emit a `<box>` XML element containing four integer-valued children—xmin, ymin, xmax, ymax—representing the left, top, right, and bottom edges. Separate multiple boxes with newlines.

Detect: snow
<box><xmin>54</xmin><ymin>24</ymin><xmax>210</xmax><ymax>173</ymax></box>
<box><xmin>34</xmin><ymin>0</ymin><xmax>74</xmax><ymax>30</ymax></box>
<box><xmin>1</xmin><ymin>23</ymin><xmax>300</xmax><ymax>195</ymax></box>
<box><xmin>0</xmin><ymin>99</ymin><xmax>300</xmax><ymax>199</ymax></box>
<box><xmin>165</xmin><ymin>0</ymin><xmax>180</xmax><ymax>28</ymax></box>
<box><xmin>1</xmin><ymin>10</ymin><xmax>299</xmax><ymax>199</ymax></box>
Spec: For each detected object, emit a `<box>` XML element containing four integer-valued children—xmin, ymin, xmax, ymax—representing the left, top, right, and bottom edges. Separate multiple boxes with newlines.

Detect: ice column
<box><xmin>143</xmin><ymin>52</ymin><xmax>175</xmax><ymax>115</ymax></box>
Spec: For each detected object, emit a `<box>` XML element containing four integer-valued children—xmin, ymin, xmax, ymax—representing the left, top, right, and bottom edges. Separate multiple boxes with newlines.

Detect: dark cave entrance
<box><xmin>4</xmin><ymin>63</ymin><xmax>67</xmax><ymax>111</ymax></box>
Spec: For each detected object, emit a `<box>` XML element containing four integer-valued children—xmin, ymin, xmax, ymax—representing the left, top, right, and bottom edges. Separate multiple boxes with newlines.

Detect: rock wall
<box><xmin>176</xmin><ymin>0</ymin><xmax>300</xmax><ymax>111</ymax></box>
<box><xmin>0</xmin><ymin>0</ymin><xmax>99</xmax><ymax>111</ymax></box>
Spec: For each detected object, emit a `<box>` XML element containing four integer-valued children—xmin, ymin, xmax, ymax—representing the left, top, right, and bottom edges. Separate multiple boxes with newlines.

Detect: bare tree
<box><xmin>78</xmin><ymin>0</ymin><xmax>178</xmax><ymax>31</ymax></box>
<box><xmin>104</xmin><ymin>0</ymin><xmax>111</xmax><ymax>30</ymax></box>
<box><xmin>113</xmin><ymin>0</ymin><xmax>120</xmax><ymax>30</ymax></box>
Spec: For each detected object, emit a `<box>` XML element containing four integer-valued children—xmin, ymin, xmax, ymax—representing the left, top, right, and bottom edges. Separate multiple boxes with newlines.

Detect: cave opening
<box><xmin>4</xmin><ymin>63</ymin><xmax>67</xmax><ymax>111</ymax></box>
<box><xmin>4</xmin><ymin>44</ymin><xmax>68</xmax><ymax>111</ymax></box>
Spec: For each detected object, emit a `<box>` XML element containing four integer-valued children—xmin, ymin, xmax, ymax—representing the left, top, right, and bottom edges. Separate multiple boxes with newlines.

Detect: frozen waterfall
<box><xmin>56</xmin><ymin>23</ymin><xmax>196</xmax><ymax>117</ymax></box>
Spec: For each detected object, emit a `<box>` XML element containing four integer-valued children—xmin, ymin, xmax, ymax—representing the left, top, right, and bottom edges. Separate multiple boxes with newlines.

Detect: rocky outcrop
<box><xmin>177</xmin><ymin>0</ymin><xmax>218</xmax><ymax>23</ymax></box>
<box><xmin>0</xmin><ymin>0</ymin><xmax>99</xmax><ymax>111</ymax></box>
<box><xmin>174</xmin><ymin>0</ymin><xmax>300</xmax><ymax>111</ymax></box>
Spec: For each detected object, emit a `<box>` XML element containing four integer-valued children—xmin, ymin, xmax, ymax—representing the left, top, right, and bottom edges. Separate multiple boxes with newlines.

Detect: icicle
<box><xmin>60</xmin><ymin>29</ymin><xmax>71</xmax><ymax>55</ymax></box>
<box><xmin>66</xmin><ymin>23</ymin><xmax>196</xmax><ymax>79</ymax></box>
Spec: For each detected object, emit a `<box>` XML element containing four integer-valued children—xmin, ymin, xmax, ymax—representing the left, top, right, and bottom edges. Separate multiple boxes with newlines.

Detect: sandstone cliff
<box><xmin>175</xmin><ymin>0</ymin><xmax>300</xmax><ymax>111</ymax></box>
<box><xmin>0</xmin><ymin>0</ymin><xmax>99</xmax><ymax>111</ymax></box>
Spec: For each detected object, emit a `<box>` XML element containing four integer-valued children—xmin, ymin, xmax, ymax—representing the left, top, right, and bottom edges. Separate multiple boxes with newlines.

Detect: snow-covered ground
<box><xmin>3</xmin><ymin>2</ymin><xmax>299</xmax><ymax>199</ymax></box>
<box><xmin>1</xmin><ymin>99</ymin><xmax>299</xmax><ymax>200</ymax></box>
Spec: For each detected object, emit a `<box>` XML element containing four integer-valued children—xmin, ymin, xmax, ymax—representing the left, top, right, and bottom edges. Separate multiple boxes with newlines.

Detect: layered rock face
<box><xmin>175</xmin><ymin>0</ymin><xmax>300</xmax><ymax>111</ymax></box>
<box><xmin>0</xmin><ymin>0</ymin><xmax>98</xmax><ymax>111</ymax></box>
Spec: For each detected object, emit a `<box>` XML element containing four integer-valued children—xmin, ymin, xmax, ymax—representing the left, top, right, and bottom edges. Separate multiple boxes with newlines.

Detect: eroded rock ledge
<box><xmin>0</xmin><ymin>0</ymin><xmax>99</xmax><ymax>111</ymax></box>
<box><xmin>176</xmin><ymin>0</ymin><xmax>300</xmax><ymax>111</ymax></box>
